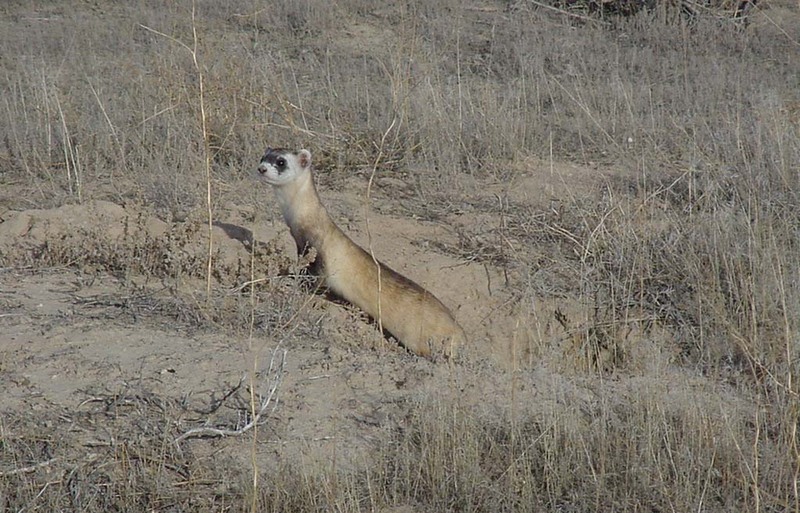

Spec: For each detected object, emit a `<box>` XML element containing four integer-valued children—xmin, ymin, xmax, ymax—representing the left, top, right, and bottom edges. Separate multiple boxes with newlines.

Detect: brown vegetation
<box><xmin>1</xmin><ymin>0</ymin><xmax>799</xmax><ymax>511</ymax></box>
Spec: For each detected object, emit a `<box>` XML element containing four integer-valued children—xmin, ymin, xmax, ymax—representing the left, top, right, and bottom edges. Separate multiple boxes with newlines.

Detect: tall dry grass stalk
<box><xmin>140</xmin><ymin>0</ymin><xmax>214</xmax><ymax>304</ymax></box>
<box><xmin>247</xmin><ymin>216</ymin><xmax>259</xmax><ymax>513</ymax></box>
<box><xmin>364</xmin><ymin>118</ymin><xmax>397</xmax><ymax>338</ymax></box>
<box><xmin>189</xmin><ymin>4</ymin><xmax>215</xmax><ymax>305</ymax></box>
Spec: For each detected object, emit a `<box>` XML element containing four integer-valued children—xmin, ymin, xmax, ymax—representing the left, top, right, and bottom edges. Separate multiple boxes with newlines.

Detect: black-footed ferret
<box><xmin>257</xmin><ymin>147</ymin><xmax>464</xmax><ymax>358</ymax></box>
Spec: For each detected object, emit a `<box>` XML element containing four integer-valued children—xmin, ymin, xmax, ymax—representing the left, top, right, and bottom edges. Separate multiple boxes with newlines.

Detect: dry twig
<box><xmin>0</xmin><ymin>458</ymin><xmax>59</xmax><ymax>477</ymax></box>
<box><xmin>175</xmin><ymin>347</ymin><xmax>287</xmax><ymax>444</ymax></box>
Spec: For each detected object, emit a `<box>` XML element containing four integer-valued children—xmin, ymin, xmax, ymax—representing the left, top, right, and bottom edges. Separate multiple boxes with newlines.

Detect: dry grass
<box><xmin>2</xmin><ymin>0</ymin><xmax>799</xmax><ymax>511</ymax></box>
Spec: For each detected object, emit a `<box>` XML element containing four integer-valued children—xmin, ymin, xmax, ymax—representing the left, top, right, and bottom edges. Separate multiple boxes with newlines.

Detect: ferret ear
<box><xmin>298</xmin><ymin>149</ymin><xmax>312</xmax><ymax>169</ymax></box>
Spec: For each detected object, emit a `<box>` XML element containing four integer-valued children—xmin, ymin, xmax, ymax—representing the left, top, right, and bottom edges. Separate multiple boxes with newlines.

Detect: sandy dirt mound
<box><xmin>0</xmin><ymin>157</ymin><xmax>680</xmax><ymax>468</ymax></box>
<box><xmin>0</xmin><ymin>171</ymin><xmax>538</xmax><ymax>472</ymax></box>
<box><xmin>0</xmin><ymin>200</ymin><xmax>291</xmax><ymax>287</ymax></box>
<box><xmin>0</xmin><ymin>192</ymin><xmax>495</xmax><ymax>471</ymax></box>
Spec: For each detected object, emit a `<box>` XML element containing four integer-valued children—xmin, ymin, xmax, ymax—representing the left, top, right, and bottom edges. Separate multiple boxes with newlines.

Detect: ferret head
<box><xmin>257</xmin><ymin>147</ymin><xmax>312</xmax><ymax>186</ymax></box>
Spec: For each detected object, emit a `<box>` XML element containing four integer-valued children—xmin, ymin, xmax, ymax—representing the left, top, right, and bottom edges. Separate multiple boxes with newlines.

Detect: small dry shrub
<box><xmin>245</xmin><ymin>383</ymin><xmax>780</xmax><ymax>512</ymax></box>
<box><xmin>0</xmin><ymin>391</ymin><xmax>245</xmax><ymax>512</ymax></box>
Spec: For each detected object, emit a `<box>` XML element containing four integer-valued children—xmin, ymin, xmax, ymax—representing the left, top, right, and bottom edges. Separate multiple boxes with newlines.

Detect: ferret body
<box><xmin>257</xmin><ymin>147</ymin><xmax>464</xmax><ymax>358</ymax></box>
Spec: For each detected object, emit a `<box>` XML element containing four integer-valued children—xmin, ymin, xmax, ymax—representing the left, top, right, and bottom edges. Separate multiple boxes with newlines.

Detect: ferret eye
<box><xmin>276</xmin><ymin>158</ymin><xmax>286</xmax><ymax>167</ymax></box>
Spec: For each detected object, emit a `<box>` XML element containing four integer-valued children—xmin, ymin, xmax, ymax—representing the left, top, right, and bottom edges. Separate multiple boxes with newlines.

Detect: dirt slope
<box><xmin>0</xmin><ymin>158</ymin><xmax>619</xmax><ymax>472</ymax></box>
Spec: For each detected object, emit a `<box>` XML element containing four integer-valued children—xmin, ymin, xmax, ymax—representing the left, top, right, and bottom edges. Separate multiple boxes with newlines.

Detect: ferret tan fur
<box><xmin>257</xmin><ymin>147</ymin><xmax>464</xmax><ymax>358</ymax></box>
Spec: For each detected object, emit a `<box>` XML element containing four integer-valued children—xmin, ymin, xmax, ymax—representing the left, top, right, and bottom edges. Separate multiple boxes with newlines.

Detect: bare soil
<box><xmin>0</xmin><ymin>157</ymin><xmax>640</xmax><ymax>473</ymax></box>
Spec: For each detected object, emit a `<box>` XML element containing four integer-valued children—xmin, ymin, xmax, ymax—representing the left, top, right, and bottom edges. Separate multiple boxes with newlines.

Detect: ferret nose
<box><xmin>257</xmin><ymin>163</ymin><xmax>268</xmax><ymax>175</ymax></box>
